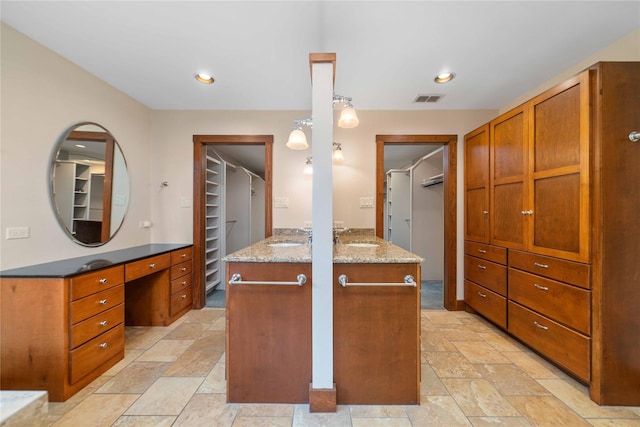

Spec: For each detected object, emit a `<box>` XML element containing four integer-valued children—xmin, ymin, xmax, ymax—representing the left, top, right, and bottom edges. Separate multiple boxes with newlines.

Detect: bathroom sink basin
<box><xmin>345</xmin><ymin>242</ymin><xmax>379</xmax><ymax>248</ymax></box>
<box><xmin>267</xmin><ymin>241</ymin><xmax>303</xmax><ymax>247</ymax></box>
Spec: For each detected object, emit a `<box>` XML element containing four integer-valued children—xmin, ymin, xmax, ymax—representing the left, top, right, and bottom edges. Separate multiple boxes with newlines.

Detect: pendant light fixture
<box><xmin>333</xmin><ymin>94</ymin><xmax>359</xmax><ymax>128</ymax></box>
<box><xmin>286</xmin><ymin>118</ymin><xmax>313</xmax><ymax>150</ymax></box>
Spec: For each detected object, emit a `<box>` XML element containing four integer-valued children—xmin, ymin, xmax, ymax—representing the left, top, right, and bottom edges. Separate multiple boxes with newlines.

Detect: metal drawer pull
<box><xmin>150</xmin><ymin>263</ymin><xmax>156</xmax><ymax>269</ymax></box>
<box><xmin>182</xmin><ymin>294</ymin><xmax>187</xmax><ymax>299</ymax></box>
<box><xmin>629</xmin><ymin>131</ymin><xmax>640</xmax><ymax>142</ymax></box>
<box><xmin>521</xmin><ymin>210</ymin><xmax>533</xmax><ymax>215</ymax></box>
<box><xmin>482</xmin><ymin>210</ymin><xmax>488</xmax><ymax>214</ymax></box>
<box><xmin>229</xmin><ymin>273</ymin><xmax>307</xmax><ymax>286</ymax></box>
<box><xmin>99</xmin><ymin>299</ymin><xmax>108</xmax><ymax>305</ymax></box>
<box><xmin>477</xmin><ymin>265</ymin><xmax>487</xmax><ymax>270</ymax></box>
<box><xmin>99</xmin><ymin>343</ymin><xmax>108</xmax><ymax>348</ymax></box>
<box><xmin>99</xmin><ymin>278</ymin><xmax>108</xmax><ymax>284</ymax></box>
<box><xmin>477</xmin><ymin>291</ymin><xmax>487</xmax><ymax>298</ymax></box>
<box><xmin>477</xmin><ymin>249</ymin><xmax>487</xmax><ymax>254</ymax></box>
<box><xmin>338</xmin><ymin>274</ymin><xmax>416</xmax><ymax>287</ymax></box>
<box><xmin>534</xmin><ymin>262</ymin><xmax>549</xmax><ymax>269</ymax></box>
<box><xmin>181</xmin><ymin>281</ymin><xmax>187</xmax><ymax>285</ymax></box>
<box><xmin>534</xmin><ymin>321</ymin><xmax>549</xmax><ymax>330</ymax></box>
<box><xmin>99</xmin><ymin>321</ymin><xmax>108</xmax><ymax>326</ymax></box>
<box><xmin>181</xmin><ymin>253</ymin><xmax>187</xmax><ymax>258</ymax></box>
<box><xmin>181</xmin><ymin>267</ymin><xmax>187</xmax><ymax>272</ymax></box>
<box><xmin>534</xmin><ymin>283</ymin><xmax>549</xmax><ymax>291</ymax></box>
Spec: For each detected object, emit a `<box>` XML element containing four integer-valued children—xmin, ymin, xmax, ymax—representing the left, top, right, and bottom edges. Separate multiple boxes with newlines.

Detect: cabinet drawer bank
<box><xmin>0</xmin><ymin>243</ymin><xmax>192</xmax><ymax>402</ymax></box>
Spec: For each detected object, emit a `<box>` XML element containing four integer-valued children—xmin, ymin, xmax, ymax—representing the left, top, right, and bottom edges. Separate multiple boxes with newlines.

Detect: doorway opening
<box><xmin>376</xmin><ymin>135</ymin><xmax>460</xmax><ymax>311</ymax></box>
<box><xmin>193</xmin><ymin>135</ymin><xmax>273</xmax><ymax>309</ymax></box>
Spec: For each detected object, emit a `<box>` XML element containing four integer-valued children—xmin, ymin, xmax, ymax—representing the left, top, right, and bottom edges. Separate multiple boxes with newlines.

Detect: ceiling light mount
<box><xmin>434</xmin><ymin>72</ymin><xmax>455</xmax><ymax>84</ymax></box>
<box><xmin>195</xmin><ymin>73</ymin><xmax>215</xmax><ymax>84</ymax></box>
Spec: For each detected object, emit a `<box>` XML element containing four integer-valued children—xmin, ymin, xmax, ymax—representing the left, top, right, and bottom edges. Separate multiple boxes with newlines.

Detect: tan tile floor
<box><xmin>48</xmin><ymin>308</ymin><xmax>640</xmax><ymax>426</ymax></box>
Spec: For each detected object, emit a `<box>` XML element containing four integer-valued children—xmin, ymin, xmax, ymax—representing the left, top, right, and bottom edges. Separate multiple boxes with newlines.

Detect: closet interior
<box><xmin>204</xmin><ymin>147</ymin><xmax>265</xmax><ymax>294</ymax></box>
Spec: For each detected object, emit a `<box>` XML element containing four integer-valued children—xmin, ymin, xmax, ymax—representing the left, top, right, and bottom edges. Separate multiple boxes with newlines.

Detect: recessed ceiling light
<box><xmin>434</xmin><ymin>72</ymin><xmax>455</xmax><ymax>84</ymax></box>
<box><xmin>195</xmin><ymin>73</ymin><xmax>214</xmax><ymax>84</ymax></box>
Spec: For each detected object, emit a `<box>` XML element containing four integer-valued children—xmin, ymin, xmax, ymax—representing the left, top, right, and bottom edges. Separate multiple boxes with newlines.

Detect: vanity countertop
<box><xmin>223</xmin><ymin>234</ymin><xmax>424</xmax><ymax>264</ymax></box>
<box><xmin>0</xmin><ymin>243</ymin><xmax>192</xmax><ymax>278</ymax></box>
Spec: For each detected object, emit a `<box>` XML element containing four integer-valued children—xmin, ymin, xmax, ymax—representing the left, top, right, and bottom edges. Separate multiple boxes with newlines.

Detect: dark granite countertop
<box><xmin>0</xmin><ymin>243</ymin><xmax>191</xmax><ymax>278</ymax></box>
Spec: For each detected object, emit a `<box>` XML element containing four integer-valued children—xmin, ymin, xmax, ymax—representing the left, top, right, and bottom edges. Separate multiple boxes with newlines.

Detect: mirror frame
<box><xmin>49</xmin><ymin>122</ymin><xmax>129</xmax><ymax>247</ymax></box>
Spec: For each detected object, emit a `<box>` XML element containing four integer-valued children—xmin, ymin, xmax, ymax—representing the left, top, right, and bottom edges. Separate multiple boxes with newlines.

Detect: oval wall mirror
<box><xmin>50</xmin><ymin>122</ymin><xmax>130</xmax><ymax>246</ymax></box>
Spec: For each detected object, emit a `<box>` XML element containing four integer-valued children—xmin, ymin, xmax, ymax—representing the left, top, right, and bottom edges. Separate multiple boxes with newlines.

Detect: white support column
<box><xmin>310</xmin><ymin>55</ymin><xmax>335</xmax><ymax>395</ymax></box>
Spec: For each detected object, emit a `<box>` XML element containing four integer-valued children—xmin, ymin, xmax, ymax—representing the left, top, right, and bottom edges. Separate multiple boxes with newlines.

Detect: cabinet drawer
<box><xmin>508</xmin><ymin>301</ymin><xmax>590</xmax><ymax>382</ymax></box>
<box><xmin>70</xmin><ymin>266</ymin><xmax>124</xmax><ymax>301</ymax></box>
<box><xmin>170</xmin><ymin>260</ymin><xmax>192</xmax><ymax>280</ymax></box>
<box><xmin>170</xmin><ymin>287</ymin><xmax>192</xmax><ymax>316</ymax></box>
<box><xmin>70</xmin><ymin>304</ymin><xmax>124</xmax><ymax>349</ymax></box>
<box><xmin>465</xmin><ymin>241</ymin><xmax>507</xmax><ymax>265</ymax></box>
<box><xmin>171</xmin><ymin>274</ymin><xmax>192</xmax><ymax>295</ymax></box>
<box><xmin>125</xmin><ymin>254</ymin><xmax>171</xmax><ymax>282</ymax></box>
<box><xmin>464</xmin><ymin>255</ymin><xmax>507</xmax><ymax>295</ymax></box>
<box><xmin>171</xmin><ymin>247</ymin><xmax>192</xmax><ymax>264</ymax></box>
<box><xmin>70</xmin><ymin>285</ymin><xmax>124</xmax><ymax>325</ymax></box>
<box><xmin>509</xmin><ymin>269</ymin><xmax>590</xmax><ymax>335</ymax></box>
<box><xmin>509</xmin><ymin>250</ymin><xmax>590</xmax><ymax>289</ymax></box>
<box><xmin>465</xmin><ymin>280</ymin><xmax>507</xmax><ymax>329</ymax></box>
<box><xmin>70</xmin><ymin>323</ymin><xmax>124</xmax><ymax>385</ymax></box>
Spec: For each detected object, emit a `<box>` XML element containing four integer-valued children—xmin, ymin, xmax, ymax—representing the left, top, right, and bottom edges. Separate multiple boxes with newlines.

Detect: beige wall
<box><xmin>0</xmin><ymin>23</ymin><xmax>153</xmax><ymax>269</ymax></box>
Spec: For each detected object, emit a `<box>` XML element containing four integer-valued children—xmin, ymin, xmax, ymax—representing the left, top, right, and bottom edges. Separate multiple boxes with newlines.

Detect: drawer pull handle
<box><xmin>99</xmin><ymin>299</ymin><xmax>108</xmax><ymax>305</ymax></box>
<box><xmin>477</xmin><ymin>292</ymin><xmax>487</xmax><ymax>298</ymax></box>
<box><xmin>477</xmin><ymin>265</ymin><xmax>487</xmax><ymax>270</ymax></box>
<box><xmin>181</xmin><ymin>253</ymin><xmax>187</xmax><ymax>258</ymax></box>
<box><xmin>534</xmin><ymin>262</ymin><xmax>549</xmax><ymax>269</ymax></box>
<box><xmin>337</xmin><ymin>274</ymin><xmax>416</xmax><ymax>288</ymax></box>
<box><xmin>482</xmin><ymin>210</ymin><xmax>488</xmax><ymax>214</ymax></box>
<box><xmin>99</xmin><ymin>321</ymin><xmax>108</xmax><ymax>326</ymax></box>
<box><xmin>99</xmin><ymin>343</ymin><xmax>108</xmax><ymax>348</ymax></box>
<box><xmin>99</xmin><ymin>278</ymin><xmax>108</xmax><ymax>284</ymax></box>
<box><xmin>182</xmin><ymin>281</ymin><xmax>187</xmax><ymax>285</ymax></box>
<box><xmin>534</xmin><ymin>321</ymin><xmax>549</xmax><ymax>330</ymax></box>
<box><xmin>181</xmin><ymin>267</ymin><xmax>187</xmax><ymax>272</ymax></box>
<box><xmin>477</xmin><ymin>249</ymin><xmax>487</xmax><ymax>254</ymax></box>
<box><xmin>150</xmin><ymin>263</ymin><xmax>156</xmax><ymax>269</ymax></box>
<box><xmin>534</xmin><ymin>283</ymin><xmax>549</xmax><ymax>291</ymax></box>
<box><xmin>181</xmin><ymin>294</ymin><xmax>187</xmax><ymax>299</ymax></box>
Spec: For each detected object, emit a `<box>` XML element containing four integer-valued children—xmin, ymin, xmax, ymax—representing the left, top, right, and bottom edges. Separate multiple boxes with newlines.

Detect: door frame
<box><xmin>193</xmin><ymin>135</ymin><xmax>273</xmax><ymax>308</ymax></box>
<box><xmin>376</xmin><ymin>134</ymin><xmax>461</xmax><ymax>311</ymax></box>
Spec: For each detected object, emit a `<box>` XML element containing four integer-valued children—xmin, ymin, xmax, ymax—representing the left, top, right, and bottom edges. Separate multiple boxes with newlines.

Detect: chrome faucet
<box><xmin>307</xmin><ymin>229</ymin><xmax>313</xmax><ymax>246</ymax></box>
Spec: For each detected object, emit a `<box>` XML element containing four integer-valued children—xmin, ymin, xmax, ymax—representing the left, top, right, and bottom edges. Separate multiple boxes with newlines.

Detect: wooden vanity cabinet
<box><xmin>333</xmin><ymin>263</ymin><xmax>420</xmax><ymax>405</ymax></box>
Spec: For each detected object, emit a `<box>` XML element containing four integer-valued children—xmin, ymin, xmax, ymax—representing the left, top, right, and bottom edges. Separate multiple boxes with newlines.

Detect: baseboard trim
<box><xmin>309</xmin><ymin>383</ymin><xmax>337</xmax><ymax>412</ymax></box>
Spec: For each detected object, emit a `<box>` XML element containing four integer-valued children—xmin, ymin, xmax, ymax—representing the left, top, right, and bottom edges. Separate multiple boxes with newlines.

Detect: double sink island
<box><xmin>223</xmin><ymin>230</ymin><xmax>423</xmax><ymax>405</ymax></box>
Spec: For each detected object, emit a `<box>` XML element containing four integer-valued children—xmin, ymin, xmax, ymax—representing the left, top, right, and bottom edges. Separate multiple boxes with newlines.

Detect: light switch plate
<box><xmin>274</xmin><ymin>197</ymin><xmax>289</xmax><ymax>208</ymax></box>
<box><xmin>6</xmin><ymin>226</ymin><xmax>29</xmax><ymax>239</ymax></box>
<box><xmin>180</xmin><ymin>197</ymin><xmax>192</xmax><ymax>208</ymax></box>
<box><xmin>359</xmin><ymin>197</ymin><xmax>374</xmax><ymax>208</ymax></box>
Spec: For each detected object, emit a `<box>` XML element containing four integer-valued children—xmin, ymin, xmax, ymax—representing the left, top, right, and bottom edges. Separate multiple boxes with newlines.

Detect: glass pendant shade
<box><xmin>338</xmin><ymin>106</ymin><xmax>359</xmax><ymax>128</ymax></box>
<box><xmin>304</xmin><ymin>157</ymin><xmax>313</xmax><ymax>175</ymax></box>
<box><xmin>333</xmin><ymin>147</ymin><xmax>344</xmax><ymax>164</ymax></box>
<box><xmin>286</xmin><ymin>129</ymin><xmax>309</xmax><ymax>150</ymax></box>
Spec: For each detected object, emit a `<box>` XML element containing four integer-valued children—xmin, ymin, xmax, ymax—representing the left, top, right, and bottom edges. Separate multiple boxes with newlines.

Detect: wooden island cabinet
<box><xmin>464</xmin><ymin>62</ymin><xmax>640</xmax><ymax>405</ymax></box>
<box><xmin>0</xmin><ymin>244</ymin><xmax>193</xmax><ymax>401</ymax></box>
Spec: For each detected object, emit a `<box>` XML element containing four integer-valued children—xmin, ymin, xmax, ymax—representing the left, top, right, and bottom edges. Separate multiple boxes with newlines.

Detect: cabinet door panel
<box><xmin>464</xmin><ymin>125</ymin><xmax>490</xmax><ymax>243</ymax></box>
<box><xmin>532</xmin><ymin>174</ymin><xmax>580</xmax><ymax>254</ymax></box>
<box><xmin>465</xmin><ymin>188</ymin><xmax>488</xmax><ymax>243</ymax></box>
<box><xmin>493</xmin><ymin>111</ymin><xmax>526</xmax><ymax>180</ymax></box>
<box><xmin>492</xmin><ymin>182</ymin><xmax>525</xmax><ymax>248</ymax></box>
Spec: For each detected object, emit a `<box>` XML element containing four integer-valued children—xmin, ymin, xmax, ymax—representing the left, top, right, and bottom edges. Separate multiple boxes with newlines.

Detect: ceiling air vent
<box><xmin>413</xmin><ymin>94</ymin><xmax>443</xmax><ymax>103</ymax></box>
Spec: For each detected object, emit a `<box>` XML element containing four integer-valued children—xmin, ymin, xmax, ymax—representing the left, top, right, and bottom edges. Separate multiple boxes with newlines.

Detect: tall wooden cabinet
<box><xmin>464</xmin><ymin>62</ymin><xmax>640</xmax><ymax>406</ymax></box>
<box><xmin>464</xmin><ymin>125</ymin><xmax>490</xmax><ymax>243</ymax></box>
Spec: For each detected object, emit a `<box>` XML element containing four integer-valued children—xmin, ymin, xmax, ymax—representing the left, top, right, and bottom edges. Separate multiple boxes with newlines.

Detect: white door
<box><xmin>389</xmin><ymin>171</ymin><xmax>411</xmax><ymax>251</ymax></box>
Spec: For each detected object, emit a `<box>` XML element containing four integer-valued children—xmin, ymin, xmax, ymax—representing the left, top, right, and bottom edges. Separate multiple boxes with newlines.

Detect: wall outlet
<box><xmin>180</xmin><ymin>197</ymin><xmax>192</xmax><ymax>208</ymax></box>
<box><xmin>6</xmin><ymin>226</ymin><xmax>30</xmax><ymax>239</ymax></box>
<box><xmin>360</xmin><ymin>197</ymin><xmax>374</xmax><ymax>208</ymax></box>
<box><xmin>139</xmin><ymin>220</ymin><xmax>153</xmax><ymax>228</ymax></box>
<box><xmin>334</xmin><ymin>221</ymin><xmax>345</xmax><ymax>228</ymax></box>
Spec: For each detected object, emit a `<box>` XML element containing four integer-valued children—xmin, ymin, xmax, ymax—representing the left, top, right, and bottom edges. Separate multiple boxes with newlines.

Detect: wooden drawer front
<box><xmin>464</xmin><ymin>255</ymin><xmax>507</xmax><ymax>295</ymax></box>
<box><xmin>170</xmin><ymin>260</ymin><xmax>192</xmax><ymax>280</ymax></box>
<box><xmin>509</xmin><ymin>269</ymin><xmax>590</xmax><ymax>335</ymax></box>
<box><xmin>508</xmin><ymin>301</ymin><xmax>590</xmax><ymax>382</ymax></box>
<box><xmin>465</xmin><ymin>241</ymin><xmax>507</xmax><ymax>265</ymax></box>
<box><xmin>70</xmin><ymin>323</ymin><xmax>124</xmax><ymax>385</ymax></box>
<box><xmin>171</xmin><ymin>247</ymin><xmax>192</xmax><ymax>265</ymax></box>
<box><xmin>70</xmin><ymin>304</ymin><xmax>124</xmax><ymax>349</ymax></box>
<box><xmin>70</xmin><ymin>285</ymin><xmax>124</xmax><ymax>325</ymax></box>
<box><xmin>171</xmin><ymin>274</ymin><xmax>192</xmax><ymax>295</ymax></box>
<box><xmin>70</xmin><ymin>266</ymin><xmax>124</xmax><ymax>301</ymax></box>
<box><xmin>125</xmin><ymin>254</ymin><xmax>170</xmax><ymax>282</ymax></box>
<box><xmin>465</xmin><ymin>280</ymin><xmax>507</xmax><ymax>329</ymax></box>
<box><xmin>509</xmin><ymin>250</ymin><xmax>590</xmax><ymax>289</ymax></box>
<box><xmin>170</xmin><ymin>287</ymin><xmax>192</xmax><ymax>316</ymax></box>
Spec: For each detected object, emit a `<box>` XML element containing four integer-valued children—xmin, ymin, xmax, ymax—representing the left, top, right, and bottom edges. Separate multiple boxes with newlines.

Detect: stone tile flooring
<box><xmin>48</xmin><ymin>309</ymin><xmax>640</xmax><ymax>426</ymax></box>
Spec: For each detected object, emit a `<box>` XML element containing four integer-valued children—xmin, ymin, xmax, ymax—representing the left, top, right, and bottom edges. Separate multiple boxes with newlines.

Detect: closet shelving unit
<box><xmin>54</xmin><ymin>160</ymin><xmax>92</xmax><ymax>235</ymax></box>
<box><xmin>204</xmin><ymin>150</ymin><xmax>222</xmax><ymax>293</ymax></box>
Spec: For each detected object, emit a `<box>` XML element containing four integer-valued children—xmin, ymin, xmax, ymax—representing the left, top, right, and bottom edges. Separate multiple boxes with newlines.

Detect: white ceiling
<box><xmin>2</xmin><ymin>1</ymin><xmax>638</xmax><ymax>112</ymax></box>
